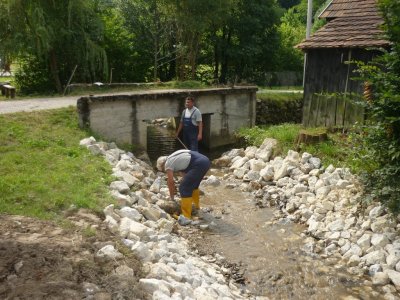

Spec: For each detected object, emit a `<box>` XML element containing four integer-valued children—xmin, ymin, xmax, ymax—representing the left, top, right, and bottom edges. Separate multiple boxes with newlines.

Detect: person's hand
<box><xmin>197</xmin><ymin>134</ymin><xmax>202</xmax><ymax>141</ymax></box>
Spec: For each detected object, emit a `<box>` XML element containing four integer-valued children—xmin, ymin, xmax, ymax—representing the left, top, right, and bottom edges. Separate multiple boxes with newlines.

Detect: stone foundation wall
<box><xmin>256</xmin><ymin>97</ymin><xmax>303</xmax><ymax>125</ymax></box>
<box><xmin>77</xmin><ymin>87</ymin><xmax>258</xmax><ymax>149</ymax></box>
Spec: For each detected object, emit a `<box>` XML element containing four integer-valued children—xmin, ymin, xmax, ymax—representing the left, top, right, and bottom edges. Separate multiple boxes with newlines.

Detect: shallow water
<box><xmin>147</xmin><ymin>124</ymin><xmax>389</xmax><ymax>299</ymax></box>
<box><xmin>199</xmin><ymin>181</ymin><xmax>385</xmax><ymax>300</ymax></box>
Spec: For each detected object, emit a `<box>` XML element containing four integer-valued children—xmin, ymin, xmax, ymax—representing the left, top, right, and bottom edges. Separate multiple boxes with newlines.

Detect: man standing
<box><xmin>157</xmin><ymin>150</ymin><xmax>210</xmax><ymax>225</ymax></box>
<box><xmin>175</xmin><ymin>96</ymin><xmax>203</xmax><ymax>151</ymax></box>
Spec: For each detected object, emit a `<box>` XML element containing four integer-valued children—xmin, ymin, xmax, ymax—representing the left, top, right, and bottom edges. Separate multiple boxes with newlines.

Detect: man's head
<box><xmin>156</xmin><ymin>156</ymin><xmax>167</xmax><ymax>172</ymax></box>
<box><xmin>185</xmin><ymin>96</ymin><xmax>194</xmax><ymax>109</ymax></box>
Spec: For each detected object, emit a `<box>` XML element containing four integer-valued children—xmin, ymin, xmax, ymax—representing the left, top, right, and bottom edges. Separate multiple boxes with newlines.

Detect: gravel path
<box><xmin>0</xmin><ymin>96</ymin><xmax>78</xmax><ymax>114</ymax></box>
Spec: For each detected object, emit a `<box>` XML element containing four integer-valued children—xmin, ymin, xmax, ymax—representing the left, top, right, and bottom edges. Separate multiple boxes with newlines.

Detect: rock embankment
<box><xmin>81</xmin><ymin>135</ymin><xmax>400</xmax><ymax>300</ymax></box>
<box><xmin>213</xmin><ymin>138</ymin><xmax>400</xmax><ymax>299</ymax></box>
<box><xmin>80</xmin><ymin>137</ymin><xmax>256</xmax><ymax>300</ymax></box>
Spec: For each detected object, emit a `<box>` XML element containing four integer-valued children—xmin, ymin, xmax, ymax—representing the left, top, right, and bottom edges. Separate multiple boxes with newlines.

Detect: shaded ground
<box><xmin>0</xmin><ymin>211</ymin><xmax>145</xmax><ymax>300</ymax></box>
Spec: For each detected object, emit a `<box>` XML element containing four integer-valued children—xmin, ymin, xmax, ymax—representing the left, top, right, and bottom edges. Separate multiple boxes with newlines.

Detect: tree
<box><xmin>100</xmin><ymin>4</ymin><xmax>139</xmax><ymax>82</ymax></box>
<box><xmin>0</xmin><ymin>0</ymin><xmax>107</xmax><ymax>93</ymax></box>
<box><xmin>117</xmin><ymin>0</ymin><xmax>176</xmax><ymax>82</ymax></box>
<box><xmin>276</xmin><ymin>6</ymin><xmax>305</xmax><ymax>72</ymax></box>
<box><xmin>353</xmin><ymin>0</ymin><xmax>400</xmax><ymax>213</ymax></box>
<box><xmin>210</xmin><ymin>0</ymin><xmax>282</xmax><ymax>84</ymax></box>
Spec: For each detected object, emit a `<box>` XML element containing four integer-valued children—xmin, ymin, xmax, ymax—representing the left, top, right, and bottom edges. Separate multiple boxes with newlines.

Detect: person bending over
<box><xmin>157</xmin><ymin>149</ymin><xmax>210</xmax><ymax>225</ymax></box>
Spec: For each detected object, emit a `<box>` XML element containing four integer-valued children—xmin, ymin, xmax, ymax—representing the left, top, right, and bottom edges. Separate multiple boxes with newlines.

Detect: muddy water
<box><xmin>198</xmin><ymin>181</ymin><xmax>383</xmax><ymax>300</ymax></box>
<box><xmin>147</xmin><ymin>124</ymin><xmax>386</xmax><ymax>299</ymax></box>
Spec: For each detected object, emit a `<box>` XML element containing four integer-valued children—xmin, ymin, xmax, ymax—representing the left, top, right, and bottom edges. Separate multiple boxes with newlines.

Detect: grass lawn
<box><xmin>0</xmin><ymin>107</ymin><xmax>114</xmax><ymax>220</ymax></box>
<box><xmin>236</xmin><ymin>123</ymin><xmax>364</xmax><ymax>172</ymax></box>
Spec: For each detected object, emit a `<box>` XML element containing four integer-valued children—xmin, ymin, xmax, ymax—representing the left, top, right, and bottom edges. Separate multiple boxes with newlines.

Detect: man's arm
<box><xmin>197</xmin><ymin>121</ymin><xmax>203</xmax><ymax>141</ymax></box>
<box><xmin>166</xmin><ymin>169</ymin><xmax>176</xmax><ymax>201</ymax></box>
<box><xmin>175</xmin><ymin>122</ymin><xmax>183</xmax><ymax>138</ymax></box>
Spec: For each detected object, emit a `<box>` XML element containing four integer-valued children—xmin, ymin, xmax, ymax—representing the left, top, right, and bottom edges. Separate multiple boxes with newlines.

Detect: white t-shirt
<box><xmin>182</xmin><ymin>106</ymin><xmax>202</xmax><ymax>126</ymax></box>
<box><xmin>165</xmin><ymin>150</ymin><xmax>191</xmax><ymax>172</ymax></box>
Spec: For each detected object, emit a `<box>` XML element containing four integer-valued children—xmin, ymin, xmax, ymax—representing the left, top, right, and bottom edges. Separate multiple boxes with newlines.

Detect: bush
<box><xmin>341</xmin><ymin>0</ymin><xmax>400</xmax><ymax>214</ymax></box>
<box><xmin>14</xmin><ymin>56</ymin><xmax>55</xmax><ymax>95</ymax></box>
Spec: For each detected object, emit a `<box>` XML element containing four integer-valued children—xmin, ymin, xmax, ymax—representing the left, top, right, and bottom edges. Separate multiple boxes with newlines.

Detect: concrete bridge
<box><xmin>77</xmin><ymin>87</ymin><xmax>258</xmax><ymax>150</ymax></box>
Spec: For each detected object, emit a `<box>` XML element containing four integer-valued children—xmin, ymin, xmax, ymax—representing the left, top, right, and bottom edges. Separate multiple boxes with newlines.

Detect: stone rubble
<box><xmin>213</xmin><ymin>138</ymin><xmax>400</xmax><ymax>299</ymax></box>
<box><xmin>80</xmin><ymin>135</ymin><xmax>400</xmax><ymax>300</ymax></box>
<box><xmin>79</xmin><ymin>137</ymin><xmax>256</xmax><ymax>300</ymax></box>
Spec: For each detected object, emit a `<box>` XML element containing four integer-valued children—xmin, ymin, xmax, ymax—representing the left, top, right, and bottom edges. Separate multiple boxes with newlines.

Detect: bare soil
<box><xmin>0</xmin><ymin>210</ymin><xmax>146</xmax><ymax>300</ymax></box>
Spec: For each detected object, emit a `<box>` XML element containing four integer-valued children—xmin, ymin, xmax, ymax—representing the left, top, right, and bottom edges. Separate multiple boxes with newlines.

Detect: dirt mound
<box><xmin>0</xmin><ymin>211</ymin><xmax>146</xmax><ymax>300</ymax></box>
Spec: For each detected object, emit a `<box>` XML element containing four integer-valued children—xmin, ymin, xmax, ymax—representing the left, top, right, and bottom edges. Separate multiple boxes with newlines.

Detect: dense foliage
<box><xmin>0</xmin><ymin>0</ymin><xmax>108</xmax><ymax>93</ymax></box>
<box><xmin>352</xmin><ymin>0</ymin><xmax>400</xmax><ymax>213</ymax></box>
<box><xmin>0</xmin><ymin>0</ymin><xmax>326</xmax><ymax>92</ymax></box>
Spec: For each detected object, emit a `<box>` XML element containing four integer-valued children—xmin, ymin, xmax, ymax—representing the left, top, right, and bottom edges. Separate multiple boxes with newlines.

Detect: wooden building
<box><xmin>296</xmin><ymin>0</ymin><xmax>390</xmax><ymax>127</ymax></box>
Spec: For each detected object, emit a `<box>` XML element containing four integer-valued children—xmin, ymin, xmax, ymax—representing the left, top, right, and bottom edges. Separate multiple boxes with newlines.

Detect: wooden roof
<box><xmin>297</xmin><ymin>0</ymin><xmax>390</xmax><ymax>49</ymax></box>
<box><xmin>319</xmin><ymin>0</ymin><xmax>379</xmax><ymax>19</ymax></box>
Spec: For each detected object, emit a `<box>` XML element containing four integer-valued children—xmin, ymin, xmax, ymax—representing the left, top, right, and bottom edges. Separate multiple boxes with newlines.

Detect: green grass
<box><xmin>258</xmin><ymin>85</ymin><xmax>303</xmax><ymax>90</ymax></box>
<box><xmin>257</xmin><ymin>91</ymin><xmax>303</xmax><ymax>102</ymax></box>
<box><xmin>0</xmin><ymin>79</ymin><xmax>211</xmax><ymax>100</ymax></box>
<box><xmin>237</xmin><ymin>123</ymin><xmax>362</xmax><ymax>171</ymax></box>
<box><xmin>0</xmin><ymin>107</ymin><xmax>114</xmax><ymax>219</ymax></box>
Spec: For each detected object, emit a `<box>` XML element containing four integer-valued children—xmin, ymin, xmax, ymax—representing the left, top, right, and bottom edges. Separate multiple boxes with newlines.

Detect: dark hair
<box><xmin>186</xmin><ymin>96</ymin><xmax>194</xmax><ymax>101</ymax></box>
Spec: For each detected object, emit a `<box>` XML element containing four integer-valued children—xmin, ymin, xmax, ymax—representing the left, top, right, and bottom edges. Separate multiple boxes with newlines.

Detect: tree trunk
<box><xmin>154</xmin><ymin>40</ymin><xmax>158</xmax><ymax>81</ymax></box>
<box><xmin>295</xmin><ymin>129</ymin><xmax>328</xmax><ymax>147</ymax></box>
<box><xmin>189</xmin><ymin>33</ymin><xmax>200</xmax><ymax>80</ymax></box>
<box><xmin>214</xmin><ymin>42</ymin><xmax>219</xmax><ymax>83</ymax></box>
<box><xmin>219</xmin><ymin>29</ymin><xmax>231</xmax><ymax>84</ymax></box>
<box><xmin>49</xmin><ymin>50</ymin><xmax>63</xmax><ymax>94</ymax></box>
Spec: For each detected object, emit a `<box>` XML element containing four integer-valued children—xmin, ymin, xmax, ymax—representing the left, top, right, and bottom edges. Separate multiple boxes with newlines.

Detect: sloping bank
<box><xmin>80</xmin><ymin>137</ymin><xmax>255</xmax><ymax>300</ymax></box>
<box><xmin>80</xmin><ymin>136</ymin><xmax>400</xmax><ymax>299</ymax></box>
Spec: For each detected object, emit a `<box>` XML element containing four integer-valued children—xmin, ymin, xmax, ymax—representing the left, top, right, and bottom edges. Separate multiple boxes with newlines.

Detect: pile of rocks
<box><xmin>213</xmin><ymin>137</ymin><xmax>400</xmax><ymax>298</ymax></box>
<box><xmin>81</xmin><ymin>134</ymin><xmax>400</xmax><ymax>299</ymax></box>
<box><xmin>79</xmin><ymin>137</ymin><xmax>255</xmax><ymax>300</ymax></box>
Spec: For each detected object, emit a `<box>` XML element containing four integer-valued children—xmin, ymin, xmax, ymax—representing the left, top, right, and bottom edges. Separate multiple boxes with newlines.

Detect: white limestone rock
<box><xmin>230</xmin><ymin>157</ymin><xmax>249</xmax><ymax>170</ymax></box>
<box><xmin>309</xmin><ymin>157</ymin><xmax>321</xmax><ymax>169</ymax></box>
<box><xmin>255</xmin><ymin>138</ymin><xmax>278</xmax><ymax>162</ymax></box>
<box><xmin>260</xmin><ymin>165</ymin><xmax>274</xmax><ymax>181</ymax></box>
<box><xmin>357</xmin><ymin>234</ymin><xmax>372</xmax><ymax>251</ymax></box>
<box><xmin>300</xmin><ymin>152</ymin><xmax>312</xmax><ymax>164</ymax></box>
<box><xmin>118</xmin><ymin>207</ymin><xmax>142</xmax><ymax>222</ymax></box>
<box><xmin>387</xmin><ymin>270</ymin><xmax>400</xmax><ymax>291</ymax></box>
<box><xmin>233</xmin><ymin>168</ymin><xmax>247</xmax><ymax>179</ymax></box>
<box><xmin>274</xmin><ymin>163</ymin><xmax>289</xmax><ymax>181</ymax></box>
<box><xmin>327</xmin><ymin>219</ymin><xmax>345</xmax><ymax>232</ymax></box>
<box><xmin>243</xmin><ymin>170</ymin><xmax>261</xmax><ymax>182</ymax></box>
<box><xmin>149</xmin><ymin>177</ymin><xmax>162</xmax><ymax>193</ymax></box>
<box><xmin>363</xmin><ymin>250</ymin><xmax>387</xmax><ymax>266</ymax></box>
<box><xmin>372</xmin><ymin>272</ymin><xmax>390</xmax><ymax>286</ymax></box>
<box><xmin>371</xmin><ymin>234</ymin><xmax>390</xmax><ymax>248</ymax></box>
<box><xmin>244</xmin><ymin>146</ymin><xmax>258</xmax><ymax>159</ymax></box>
<box><xmin>110</xmin><ymin>180</ymin><xmax>130</xmax><ymax>194</ymax></box>
<box><xmin>79</xmin><ymin>136</ymin><xmax>96</xmax><ymax>146</ymax></box>
<box><xmin>96</xmin><ymin>245</ymin><xmax>123</xmax><ymax>260</ymax></box>
<box><xmin>369</xmin><ymin>206</ymin><xmax>385</xmax><ymax>219</ymax></box>
<box><xmin>203</xmin><ymin>175</ymin><xmax>221</xmax><ymax>186</ymax></box>
<box><xmin>87</xmin><ymin>144</ymin><xmax>103</xmax><ymax>156</ymax></box>
<box><xmin>139</xmin><ymin>278</ymin><xmax>172</xmax><ymax>296</ymax></box>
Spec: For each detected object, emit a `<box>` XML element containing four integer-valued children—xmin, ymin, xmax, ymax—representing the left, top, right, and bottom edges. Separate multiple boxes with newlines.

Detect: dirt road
<box><xmin>0</xmin><ymin>97</ymin><xmax>78</xmax><ymax>114</ymax></box>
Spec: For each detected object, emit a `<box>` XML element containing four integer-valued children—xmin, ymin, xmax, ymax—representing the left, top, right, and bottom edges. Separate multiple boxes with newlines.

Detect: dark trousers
<box><xmin>179</xmin><ymin>151</ymin><xmax>210</xmax><ymax>197</ymax></box>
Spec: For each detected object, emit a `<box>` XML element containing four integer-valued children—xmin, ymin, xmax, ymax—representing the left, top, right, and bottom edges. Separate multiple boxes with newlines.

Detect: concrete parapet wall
<box><xmin>77</xmin><ymin>87</ymin><xmax>257</xmax><ymax>149</ymax></box>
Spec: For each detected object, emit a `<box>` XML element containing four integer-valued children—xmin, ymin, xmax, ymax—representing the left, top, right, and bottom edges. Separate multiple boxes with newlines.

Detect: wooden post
<box><xmin>63</xmin><ymin>65</ymin><xmax>78</xmax><ymax>96</ymax></box>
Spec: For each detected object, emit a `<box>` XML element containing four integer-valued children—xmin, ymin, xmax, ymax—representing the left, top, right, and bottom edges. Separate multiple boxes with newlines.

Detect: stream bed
<box><xmin>147</xmin><ymin>124</ymin><xmax>389</xmax><ymax>299</ymax></box>
<box><xmin>184</xmin><ymin>180</ymin><xmax>385</xmax><ymax>300</ymax></box>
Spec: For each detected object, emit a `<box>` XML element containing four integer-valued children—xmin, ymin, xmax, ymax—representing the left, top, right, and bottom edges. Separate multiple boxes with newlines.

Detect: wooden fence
<box><xmin>302</xmin><ymin>94</ymin><xmax>364</xmax><ymax>128</ymax></box>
